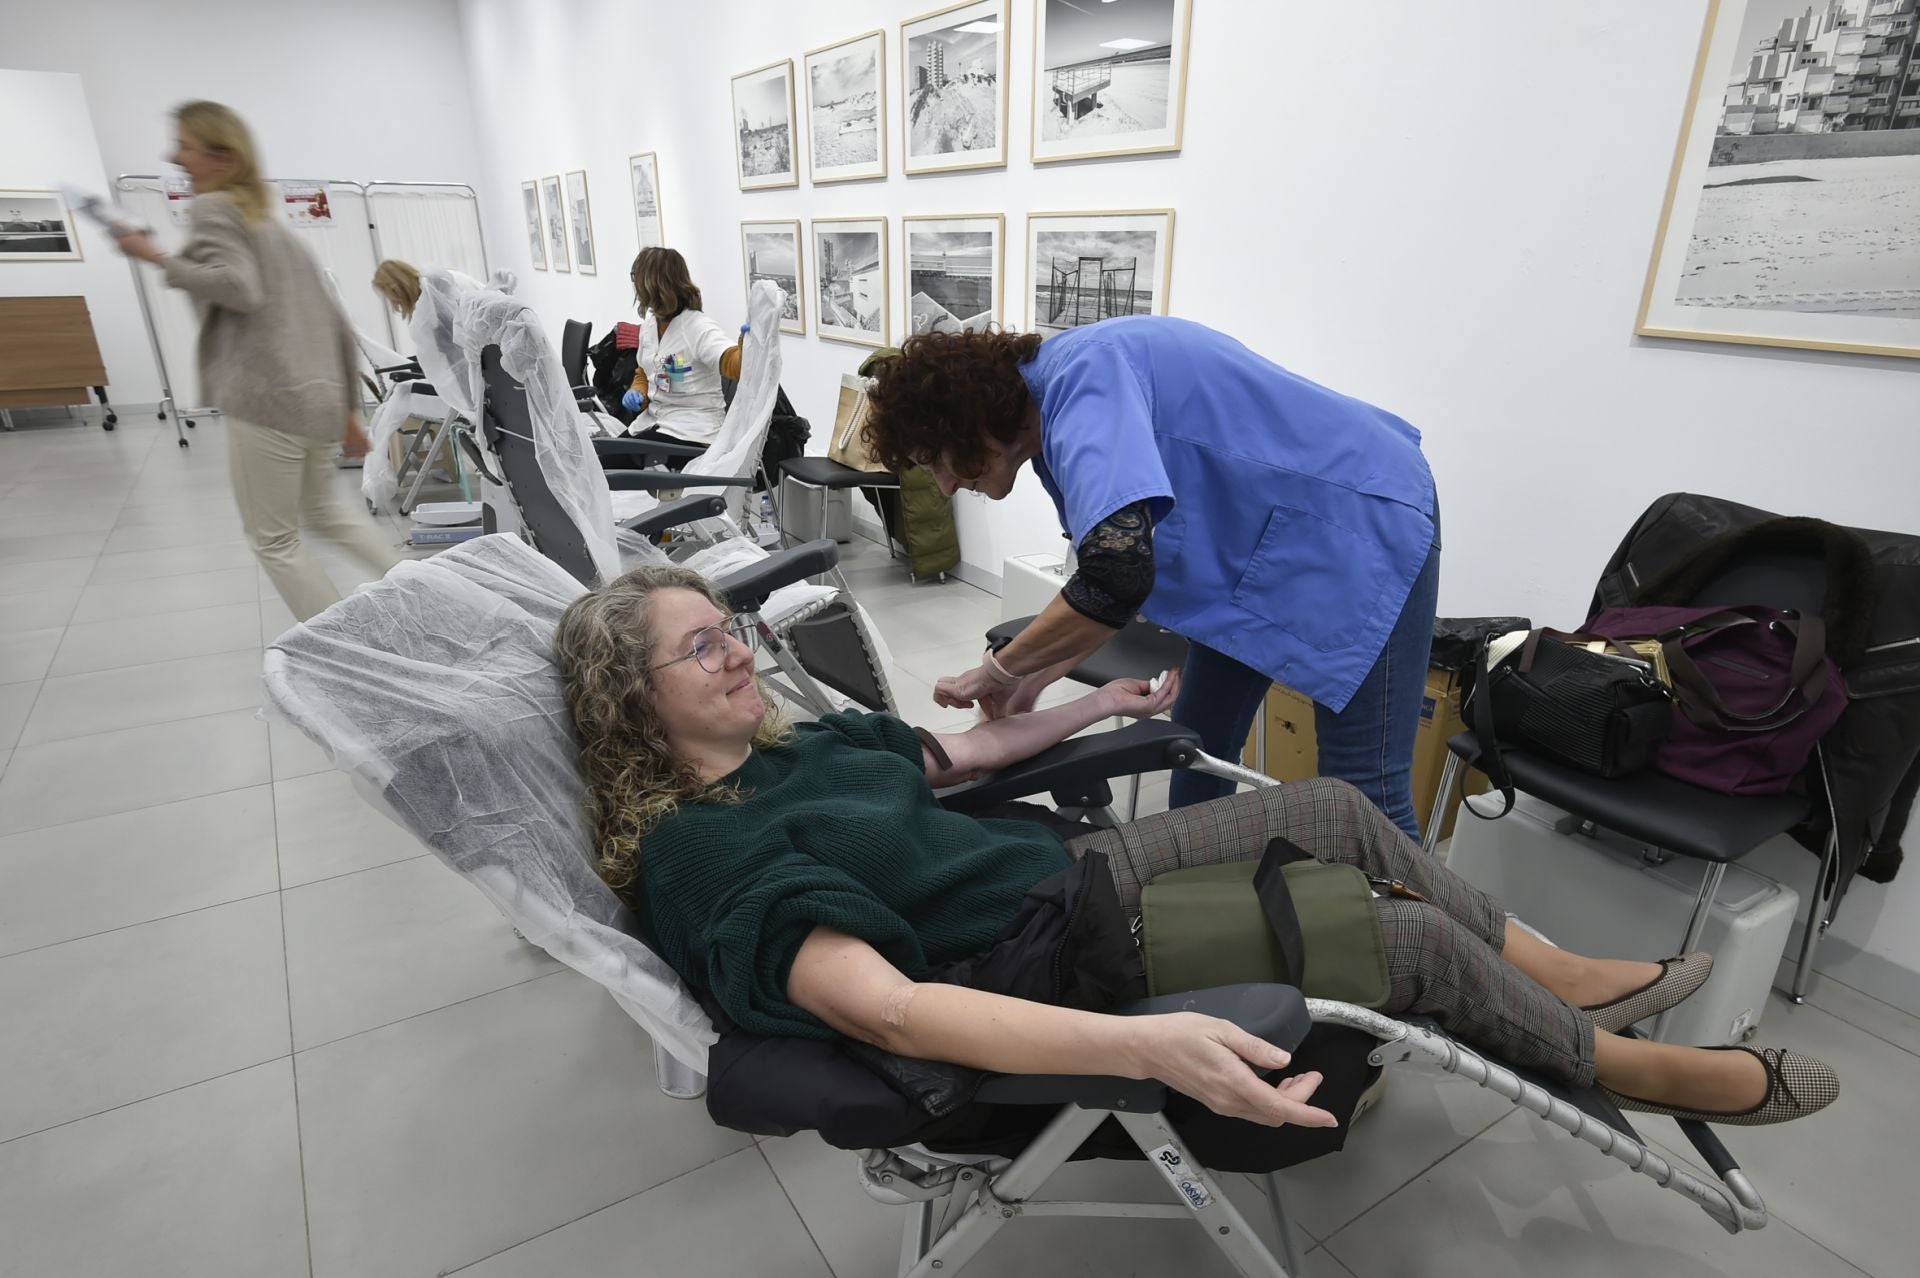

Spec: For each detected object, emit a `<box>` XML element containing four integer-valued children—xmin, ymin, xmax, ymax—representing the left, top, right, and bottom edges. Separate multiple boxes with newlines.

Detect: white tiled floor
<box><xmin>0</xmin><ymin>413</ymin><xmax>1912</xmax><ymax>1276</ymax></box>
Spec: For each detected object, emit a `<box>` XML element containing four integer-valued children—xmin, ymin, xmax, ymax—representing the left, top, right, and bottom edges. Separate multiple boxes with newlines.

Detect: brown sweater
<box><xmin>163</xmin><ymin>192</ymin><xmax>358</xmax><ymax>440</ymax></box>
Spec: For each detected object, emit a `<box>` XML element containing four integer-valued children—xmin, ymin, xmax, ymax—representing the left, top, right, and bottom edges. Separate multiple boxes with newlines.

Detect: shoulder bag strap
<box><xmin>1250</xmin><ymin>837</ymin><xmax>1311</xmax><ymax>985</ymax></box>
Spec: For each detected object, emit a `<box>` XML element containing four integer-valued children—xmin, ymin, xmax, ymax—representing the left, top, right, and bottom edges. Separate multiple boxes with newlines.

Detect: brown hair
<box><xmin>172</xmin><ymin>100</ymin><xmax>272</xmax><ymax>224</ymax></box>
<box><xmin>552</xmin><ymin>564</ymin><xmax>789</xmax><ymax>891</ymax></box>
<box><xmin>630</xmin><ymin>246</ymin><xmax>703</xmax><ymax>319</ymax></box>
<box><xmin>862</xmin><ymin>328</ymin><xmax>1043</xmax><ymax>480</ymax></box>
<box><xmin>371</xmin><ymin>259</ymin><xmax>422</xmax><ymax>318</ymax></box>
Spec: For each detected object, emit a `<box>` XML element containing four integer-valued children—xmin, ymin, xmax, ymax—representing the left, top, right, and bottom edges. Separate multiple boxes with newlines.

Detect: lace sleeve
<box><xmin>1061</xmin><ymin>501</ymin><xmax>1157</xmax><ymax>629</ymax></box>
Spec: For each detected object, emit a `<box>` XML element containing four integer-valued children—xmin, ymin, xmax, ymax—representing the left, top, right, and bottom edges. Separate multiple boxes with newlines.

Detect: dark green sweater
<box><xmin>637</xmin><ymin>711</ymin><xmax>1071</xmax><ymax>1039</ymax></box>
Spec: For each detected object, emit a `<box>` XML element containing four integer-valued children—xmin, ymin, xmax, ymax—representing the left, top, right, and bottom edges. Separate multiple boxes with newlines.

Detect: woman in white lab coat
<box><xmin>620</xmin><ymin>248</ymin><xmax>742</xmax><ymax>457</ymax></box>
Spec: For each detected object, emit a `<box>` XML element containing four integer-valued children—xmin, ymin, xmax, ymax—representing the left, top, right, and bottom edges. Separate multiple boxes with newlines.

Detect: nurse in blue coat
<box><xmin>860</xmin><ymin>318</ymin><xmax>1441</xmax><ymax>837</ymax></box>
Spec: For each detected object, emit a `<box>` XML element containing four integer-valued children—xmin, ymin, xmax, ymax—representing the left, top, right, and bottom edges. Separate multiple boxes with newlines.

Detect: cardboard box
<box><xmin>1242</xmin><ymin>670</ymin><xmax>1488</xmax><ymax>842</ymax></box>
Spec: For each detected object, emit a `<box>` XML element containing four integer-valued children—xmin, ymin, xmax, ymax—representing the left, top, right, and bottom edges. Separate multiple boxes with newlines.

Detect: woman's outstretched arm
<box><xmin>917</xmin><ymin>671</ymin><xmax>1180</xmax><ymax>786</ymax></box>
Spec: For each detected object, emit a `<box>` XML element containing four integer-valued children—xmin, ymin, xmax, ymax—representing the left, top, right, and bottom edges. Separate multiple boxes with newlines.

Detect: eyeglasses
<box><xmin>650</xmin><ymin>616</ymin><xmax>759</xmax><ymax>675</ymax></box>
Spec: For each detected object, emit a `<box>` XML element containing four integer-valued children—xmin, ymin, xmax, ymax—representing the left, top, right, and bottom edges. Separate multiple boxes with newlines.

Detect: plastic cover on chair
<box><xmin>259</xmin><ymin>533</ymin><xmax>718</xmax><ymax>1071</ymax></box>
<box><xmin>361</xmin><ymin>269</ymin><xmax>492</xmax><ymax>513</ymax></box>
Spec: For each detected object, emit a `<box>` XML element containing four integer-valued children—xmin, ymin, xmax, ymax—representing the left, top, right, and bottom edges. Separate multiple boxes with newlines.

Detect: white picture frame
<box><xmin>521</xmin><ymin>179</ymin><xmax>547</xmax><ymax>271</ymax></box>
<box><xmin>742</xmin><ymin>219</ymin><xmax>806</xmax><ymax>336</ymax></box>
<box><xmin>1638</xmin><ymin>0</ymin><xmax>1920</xmax><ymax>359</ymax></box>
<box><xmin>0</xmin><ymin>188</ymin><xmax>83</xmax><ymax>262</ymax></box>
<box><xmin>732</xmin><ymin>59</ymin><xmax>801</xmax><ymax>191</ymax></box>
<box><xmin>629</xmin><ymin>151</ymin><xmax>664</xmax><ymax>251</ymax></box>
<box><xmin>805</xmin><ymin>30</ymin><xmax>888</xmax><ymax>184</ymax></box>
<box><xmin>1026</xmin><ymin>209</ymin><xmax>1175</xmax><ymax>335</ymax></box>
<box><xmin>1031</xmin><ymin>0</ymin><xmax>1194</xmax><ymax>164</ymax></box>
<box><xmin>814</xmin><ymin>216</ymin><xmax>891</xmax><ymax>347</ymax></box>
<box><xmin>902</xmin><ymin>213</ymin><xmax>1005</xmax><ymax>337</ymax></box>
<box><xmin>540</xmin><ymin>175</ymin><xmax>569</xmax><ymax>273</ymax></box>
<box><xmin>564</xmin><ymin>169</ymin><xmax>597</xmax><ymax>276</ymax></box>
<box><xmin>901</xmin><ymin>0</ymin><xmax>1010</xmax><ymax>175</ymax></box>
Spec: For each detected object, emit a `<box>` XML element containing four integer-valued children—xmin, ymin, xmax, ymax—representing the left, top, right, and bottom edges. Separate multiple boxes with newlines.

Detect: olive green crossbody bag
<box><xmin>1138</xmin><ymin>837</ymin><xmax>1394</xmax><ymax>1009</ymax></box>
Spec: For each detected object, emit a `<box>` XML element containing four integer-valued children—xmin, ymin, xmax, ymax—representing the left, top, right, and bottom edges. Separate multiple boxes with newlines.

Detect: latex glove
<box><xmin>1096</xmin><ymin>670</ymin><xmax>1181</xmax><ymax>721</ymax></box>
<box><xmin>1131</xmin><ymin>1013</ymin><xmax>1337</xmax><ymax>1129</ymax></box>
<box><xmin>933</xmin><ymin>651</ymin><xmax>1021</xmax><ymax>717</ymax></box>
<box><xmin>341</xmin><ymin>413</ymin><xmax>372</xmax><ymax>460</ymax></box>
<box><xmin>621</xmin><ymin>388</ymin><xmax>647</xmax><ymax>412</ymax></box>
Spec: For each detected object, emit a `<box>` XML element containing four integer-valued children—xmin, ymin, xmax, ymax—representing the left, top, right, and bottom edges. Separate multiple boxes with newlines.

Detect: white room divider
<box><xmin>365</xmin><ymin>182</ymin><xmax>490</xmax><ymax>296</ymax></box>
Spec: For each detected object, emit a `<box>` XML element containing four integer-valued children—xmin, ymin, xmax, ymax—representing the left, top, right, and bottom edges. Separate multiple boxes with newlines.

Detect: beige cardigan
<box><xmin>163</xmin><ymin>192</ymin><xmax>358</xmax><ymax>440</ymax></box>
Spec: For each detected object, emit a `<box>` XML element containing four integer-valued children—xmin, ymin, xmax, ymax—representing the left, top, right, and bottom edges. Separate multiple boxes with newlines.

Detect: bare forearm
<box><xmin>878</xmin><ymin>981</ymin><xmax>1150</xmax><ymax>1080</ymax></box>
<box><xmin>995</xmin><ymin>592</ymin><xmax>1112</xmax><ymax>677</ymax></box>
<box><xmin>932</xmin><ymin>690</ymin><xmax>1112</xmax><ymax>779</ymax></box>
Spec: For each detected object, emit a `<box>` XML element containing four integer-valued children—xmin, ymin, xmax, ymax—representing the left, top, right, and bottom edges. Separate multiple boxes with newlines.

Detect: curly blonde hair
<box><xmin>553</xmin><ymin>563</ymin><xmax>789</xmax><ymax>891</ymax></box>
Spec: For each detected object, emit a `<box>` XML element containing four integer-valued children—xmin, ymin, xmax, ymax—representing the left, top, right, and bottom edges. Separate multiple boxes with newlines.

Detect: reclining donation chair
<box><xmin>261</xmin><ymin>535</ymin><xmax>1775</xmax><ymax>1278</ymax></box>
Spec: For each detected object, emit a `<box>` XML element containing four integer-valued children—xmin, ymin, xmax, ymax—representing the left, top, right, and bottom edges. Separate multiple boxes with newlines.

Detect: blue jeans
<box><xmin>1167</xmin><ymin>536</ymin><xmax>1443</xmax><ymax>839</ymax></box>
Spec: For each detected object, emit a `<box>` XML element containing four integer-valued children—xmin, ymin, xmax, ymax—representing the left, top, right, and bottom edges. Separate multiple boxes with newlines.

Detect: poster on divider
<box><xmin>164</xmin><ymin>173</ymin><xmax>195</xmax><ymax>225</ymax></box>
<box><xmin>281</xmin><ymin>181</ymin><xmax>334</xmax><ymax>227</ymax></box>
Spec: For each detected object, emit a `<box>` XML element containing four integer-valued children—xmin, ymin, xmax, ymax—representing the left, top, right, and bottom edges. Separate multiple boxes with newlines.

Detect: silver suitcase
<box><xmin>1445</xmin><ymin>793</ymin><xmax>1799</xmax><ymax>1045</ymax></box>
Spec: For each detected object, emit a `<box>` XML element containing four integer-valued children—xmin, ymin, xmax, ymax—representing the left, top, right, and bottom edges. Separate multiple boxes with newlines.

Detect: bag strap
<box><xmin>1520</xmin><ymin>627</ymin><xmax>1650</xmax><ymax>673</ymax></box>
<box><xmin>1251</xmin><ymin>838</ymin><xmax>1311</xmax><ymax>984</ymax></box>
<box><xmin>1663</xmin><ymin>610</ymin><xmax>1831</xmax><ymax>732</ymax></box>
<box><xmin>1464</xmin><ymin>637</ymin><xmax>1518</xmax><ymax>819</ymax></box>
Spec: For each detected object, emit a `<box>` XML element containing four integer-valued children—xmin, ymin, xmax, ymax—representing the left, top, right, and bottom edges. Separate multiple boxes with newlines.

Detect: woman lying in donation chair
<box><xmin>553</xmin><ymin>563</ymin><xmax>1839</xmax><ymax>1132</ymax></box>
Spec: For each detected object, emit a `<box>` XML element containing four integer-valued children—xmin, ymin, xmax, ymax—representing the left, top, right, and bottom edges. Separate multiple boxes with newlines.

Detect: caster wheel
<box><xmin>177</xmin><ymin>438</ymin><xmax>190</xmax><ymax>449</ymax></box>
<box><xmin>158</xmin><ymin>408</ymin><xmax>168</xmax><ymax>420</ymax></box>
<box><xmin>102</xmin><ymin>420</ymin><xmax>116</xmax><ymax>432</ymax></box>
<box><xmin>185</xmin><ymin>419</ymin><xmax>197</xmax><ymax>429</ymax></box>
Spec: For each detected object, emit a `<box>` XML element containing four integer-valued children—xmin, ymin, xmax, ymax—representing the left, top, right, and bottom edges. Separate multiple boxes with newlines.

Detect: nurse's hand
<box><xmin>933</xmin><ymin>660</ymin><xmax>1018</xmax><ymax>718</ymax></box>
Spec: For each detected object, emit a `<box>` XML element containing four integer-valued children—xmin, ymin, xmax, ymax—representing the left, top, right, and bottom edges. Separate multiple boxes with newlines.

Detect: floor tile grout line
<box><xmin>0</xmin><ymin>1050</ymin><xmax>292</xmax><ymax>1150</ymax></box>
<box><xmin>269</xmin><ymin>777</ymin><xmax>319</xmax><ymax>1278</ymax></box>
<box><xmin>0</xmin><ymin>700</ymin><xmax>268</xmax><ymax>766</ymax></box>
<box><xmin>0</xmin><ymin>883</ymin><xmax>288</xmax><ymax>963</ymax></box>
<box><xmin>439</xmin><ymin>1144</ymin><xmax>762</xmax><ymax>1275</ymax></box>
<box><xmin>0</xmin><ymin>764</ymin><xmax>271</xmax><ymax>839</ymax></box>
<box><xmin>291</xmin><ymin>967</ymin><xmax>571</xmax><ymax>1058</ymax></box>
<box><xmin>754</xmin><ymin>1142</ymin><xmax>849</xmax><ymax>1278</ymax></box>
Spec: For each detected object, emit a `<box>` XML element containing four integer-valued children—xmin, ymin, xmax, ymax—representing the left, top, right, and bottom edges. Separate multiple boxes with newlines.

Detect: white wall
<box><xmin>4</xmin><ymin>0</ymin><xmax>484</xmax><ymax>403</ymax></box>
<box><xmin>455</xmin><ymin>0</ymin><xmax>1920</xmax><ymax>1008</ymax></box>
<box><xmin>0</xmin><ymin>70</ymin><xmax>155</xmax><ymax>416</ymax></box>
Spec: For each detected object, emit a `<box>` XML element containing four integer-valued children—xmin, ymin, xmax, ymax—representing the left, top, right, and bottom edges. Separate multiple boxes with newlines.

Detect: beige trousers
<box><xmin>226</xmin><ymin>417</ymin><xmax>403</xmax><ymax>622</ymax></box>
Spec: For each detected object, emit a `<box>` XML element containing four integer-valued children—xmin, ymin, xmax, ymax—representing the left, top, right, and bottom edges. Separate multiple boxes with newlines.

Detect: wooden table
<box><xmin>0</xmin><ymin>295</ymin><xmax>118</xmax><ymax>431</ymax></box>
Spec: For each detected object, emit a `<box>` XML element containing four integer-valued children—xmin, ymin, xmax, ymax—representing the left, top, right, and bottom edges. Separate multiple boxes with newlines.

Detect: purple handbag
<box><xmin>1586</xmin><ymin>604</ymin><xmax>1847</xmax><ymax>796</ymax></box>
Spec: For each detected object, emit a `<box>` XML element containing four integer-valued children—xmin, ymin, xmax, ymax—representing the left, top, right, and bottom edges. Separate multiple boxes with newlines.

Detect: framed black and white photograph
<box><xmin>629</xmin><ymin>151</ymin><xmax>664</xmax><ymax>251</ymax></box>
<box><xmin>806</xmin><ymin>30</ymin><xmax>887</xmax><ymax>184</ymax></box>
<box><xmin>521</xmin><ymin>180</ymin><xmax>547</xmax><ymax>271</ymax></box>
<box><xmin>0</xmin><ymin>189</ymin><xmax>82</xmax><ymax>262</ymax></box>
<box><xmin>564</xmin><ymin>169</ymin><xmax>596</xmax><ymax>276</ymax></box>
<box><xmin>741</xmin><ymin>219</ymin><xmax>806</xmax><ymax>336</ymax></box>
<box><xmin>903</xmin><ymin>213</ymin><xmax>1004</xmax><ymax>336</ymax></box>
<box><xmin>1032</xmin><ymin>0</ymin><xmax>1193</xmax><ymax>164</ymax></box>
<box><xmin>901</xmin><ymin>0</ymin><xmax>1010</xmax><ymax>175</ymax></box>
<box><xmin>1639</xmin><ymin>0</ymin><xmax>1920</xmax><ymax>358</ymax></box>
<box><xmin>732</xmin><ymin>60</ymin><xmax>800</xmax><ymax>191</ymax></box>
<box><xmin>540</xmin><ymin>175</ymin><xmax>570</xmax><ymax>273</ymax></box>
<box><xmin>814</xmin><ymin>216</ymin><xmax>890</xmax><ymax>347</ymax></box>
<box><xmin>1027</xmin><ymin>209</ymin><xmax>1174</xmax><ymax>335</ymax></box>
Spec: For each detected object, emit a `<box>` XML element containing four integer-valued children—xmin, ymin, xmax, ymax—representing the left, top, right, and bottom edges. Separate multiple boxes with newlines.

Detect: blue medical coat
<box><xmin>1019</xmin><ymin>317</ymin><xmax>1436</xmax><ymax>713</ymax></box>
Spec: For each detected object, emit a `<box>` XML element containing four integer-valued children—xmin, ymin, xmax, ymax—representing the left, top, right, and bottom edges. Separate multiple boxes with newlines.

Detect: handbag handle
<box><xmin>1663</xmin><ymin>609</ymin><xmax>1830</xmax><ymax>732</ymax></box>
<box><xmin>1518</xmin><ymin>627</ymin><xmax>1650</xmax><ymax>675</ymax></box>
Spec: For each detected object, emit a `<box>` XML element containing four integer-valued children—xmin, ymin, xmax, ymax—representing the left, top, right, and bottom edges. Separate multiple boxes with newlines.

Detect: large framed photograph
<box><xmin>1638</xmin><ymin>0</ymin><xmax>1920</xmax><ymax>359</ymax></box>
<box><xmin>732</xmin><ymin>60</ymin><xmax>800</xmax><ymax>191</ymax></box>
<box><xmin>540</xmin><ymin>176</ymin><xmax>570</xmax><ymax>273</ymax></box>
<box><xmin>903</xmin><ymin>213</ymin><xmax>1004</xmax><ymax>336</ymax></box>
<box><xmin>0</xmin><ymin>189</ymin><xmax>83</xmax><ymax>262</ymax></box>
<box><xmin>521</xmin><ymin>180</ymin><xmax>547</xmax><ymax>271</ymax></box>
<box><xmin>1027</xmin><ymin>209</ymin><xmax>1175</xmax><ymax>335</ymax></box>
<box><xmin>806</xmin><ymin>30</ymin><xmax>887</xmax><ymax>183</ymax></box>
<box><xmin>629</xmin><ymin>152</ymin><xmax>664</xmax><ymax>251</ymax></box>
<box><xmin>1032</xmin><ymin>0</ymin><xmax>1194</xmax><ymax>164</ymax></box>
<box><xmin>814</xmin><ymin>216</ymin><xmax>890</xmax><ymax>347</ymax></box>
<box><xmin>741</xmin><ymin>219</ymin><xmax>806</xmax><ymax>336</ymax></box>
<box><xmin>901</xmin><ymin>0</ymin><xmax>1010</xmax><ymax>175</ymax></box>
<box><xmin>564</xmin><ymin>169</ymin><xmax>597</xmax><ymax>276</ymax></box>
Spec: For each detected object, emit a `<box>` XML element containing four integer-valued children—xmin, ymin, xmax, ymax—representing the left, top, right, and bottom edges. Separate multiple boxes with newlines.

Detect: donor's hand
<box><xmin>1097</xmin><ymin>670</ymin><xmax>1180</xmax><ymax>720</ymax></box>
<box><xmin>1131</xmin><ymin>1012</ymin><xmax>1337</xmax><ymax>1129</ymax></box>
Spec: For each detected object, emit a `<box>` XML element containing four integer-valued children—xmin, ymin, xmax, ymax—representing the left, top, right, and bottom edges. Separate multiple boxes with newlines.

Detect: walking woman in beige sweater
<box><xmin>113</xmin><ymin>101</ymin><xmax>400</xmax><ymax>621</ymax></box>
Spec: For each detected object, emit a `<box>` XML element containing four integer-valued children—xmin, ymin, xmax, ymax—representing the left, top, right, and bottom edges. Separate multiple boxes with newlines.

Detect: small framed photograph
<box><xmin>629</xmin><ymin>152</ymin><xmax>664</xmax><ymax>251</ymax></box>
<box><xmin>521</xmin><ymin>180</ymin><xmax>547</xmax><ymax>271</ymax></box>
<box><xmin>903</xmin><ymin>213</ymin><xmax>1004</xmax><ymax>336</ymax></box>
<box><xmin>814</xmin><ymin>216</ymin><xmax>890</xmax><ymax>347</ymax></box>
<box><xmin>540</xmin><ymin>176</ymin><xmax>569</xmax><ymax>273</ymax></box>
<box><xmin>741</xmin><ymin>219</ymin><xmax>806</xmax><ymax>335</ymax></box>
<box><xmin>1026</xmin><ymin>209</ymin><xmax>1175</xmax><ymax>335</ymax></box>
<box><xmin>1638</xmin><ymin>0</ymin><xmax>1920</xmax><ymax>358</ymax></box>
<box><xmin>1032</xmin><ymin>0</ymin><xmax>1194</xmax><ymax>164</ymax></box>
<box><xmin>564</xmin><ymin>170</ymin><xmax>596</xmax><ymax>276</ymax></box>
<box><xmin>805</xmin><ymin>30</ymin><xmax>888</xmax><ymax>184</ymax></box>
<box><xmin>901</xmin><ymin>0</ymin><xmax>1010</xmax><ymax>175</ymax></box>
<box><xmin>0</xmin><ymin>189</ymin><xmax>83</xmax><ymax>262</ymax></box>
<box><xmin>732</xmin><ymin>60</ymin><xmax>800</xmax><ymax>191</ymax></box>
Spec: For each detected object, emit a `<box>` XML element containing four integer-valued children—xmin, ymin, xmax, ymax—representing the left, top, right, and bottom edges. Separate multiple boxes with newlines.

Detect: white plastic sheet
<box><xmin>259</xmin><ymin>533</ymin><xmax>718</xmax><ymax>1071</ymax></box>
<box><xmin>359</xmin><ymin>269</ymin><xmax>491</xmax><ymax>513</ymax></box>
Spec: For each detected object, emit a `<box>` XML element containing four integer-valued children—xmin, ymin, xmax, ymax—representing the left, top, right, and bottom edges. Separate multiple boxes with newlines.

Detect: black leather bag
<box><xmin>1468</xmin><ymin>630</ymin><xmax>1675</xmax><ymax>817</ymax></box>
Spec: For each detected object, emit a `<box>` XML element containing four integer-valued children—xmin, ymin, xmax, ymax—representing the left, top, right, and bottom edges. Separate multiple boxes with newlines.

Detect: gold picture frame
<box><xmin>1030</xmin><ymin>0</ymin><xmax>1195</xmax><ymax>165</ymax></box>
<box><xmin>901</xmin><ymin>212</ymin><xmax>1005</xmax><ymax>337</ymax></box>
<box><xmin>1025</xmin><ymin>209</ymin><xmax>1176</xmax><ymax>334</ymax></box>
<box><xmin>901</xmin><ymin>0</ymin><xmax>1011</xmax><ymax>176</ymax></box>
<box><xmin>813</xmin><ymin>215</ymin><xmax>891</xmax><ymax>348</ymax></box>
<box><xmin>805</xmin><ymin>29</ymin><xmax>889</xmax><ymax>184</ymax></box>
<box><xmin>1636</xmin><ymin>0</ymin><xmax>1920</xmax><ymax>360</ymax></box>
<box><xmin>741</xmin><ymin>218</ymin><xmax>806</xmax><ymax>336</ymax></box>
<box><xmin>732</xmin><ymin>59</ymin><xmax>801</xmax><ymax>191</ymax></box>
<box><xmin>0</xmin><ymin>188</ymin><xmax>83</xmax><ymax>263</ymax></box>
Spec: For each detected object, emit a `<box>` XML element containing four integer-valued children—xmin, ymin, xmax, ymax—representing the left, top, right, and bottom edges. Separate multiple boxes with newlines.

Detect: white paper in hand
<box><xmin>60</xmin><ymin>185</ymin><xmax>148</xmax><ymax>238</ymax></box>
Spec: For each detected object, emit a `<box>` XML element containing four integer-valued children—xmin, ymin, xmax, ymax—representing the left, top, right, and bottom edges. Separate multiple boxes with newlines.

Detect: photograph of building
<box><xmin>907</xmin><ymin>225</ymin><xmax>997</xmax><ymax>333</ymax></box>
<box><xmin>520</xmin><ymin>181</ymin><xmax>545</xmax><ymax>269</ymax></box>
<box><xmin>629</xmin><ymin>153</ymin><xmax>662</xmax><ymax>251</ymax></box>
<box><xmin>540</xmin><ymin>176</ymin><xmax>569</xmax><ymax>272</ymax></box>
<box><xmin>733</xmin><ymin>64</ymin><xmax>795</xmax><ymax>184</ymax></box>
<box><xmin>816</xmin><ymin>226</ymin><xmax>884</xmax><ymax>338</ymax></box>
<box><xmin>0</xmin><ymin>192</ymin><xmax>77</xmax><ymax>258</ymax></box>
<box><xmin>743</xmin><ymin>224</ymin><xmax>803</xmax><ymax>328</ymax></box>
<box><xmin>564</xmin><ymin>171</ymin><xmax>595</xmax><ymax>275</ymax></box>
<box><xmin>1037</xmin><ymin>0</ymin><xmax>1176</xmax><ymax>143</ymax></box>
<box><xmin>905</xmin><ymin>4</ymin><xmax>1002</xmax><ymax>164</ymax></box>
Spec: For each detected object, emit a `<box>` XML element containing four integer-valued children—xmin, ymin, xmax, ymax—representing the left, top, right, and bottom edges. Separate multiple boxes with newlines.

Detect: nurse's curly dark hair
<box><xmin>862</xmin><ymin>329</ymin><xmax>1043</xmax><ymax>480</ymax></box>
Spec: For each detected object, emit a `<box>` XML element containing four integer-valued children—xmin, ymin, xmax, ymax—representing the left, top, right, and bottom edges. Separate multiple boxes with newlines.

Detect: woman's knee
<box><xmin>1290</xmin><ymin>775</ymin><xmax>1370</xmax><ymax>818</ymax></box>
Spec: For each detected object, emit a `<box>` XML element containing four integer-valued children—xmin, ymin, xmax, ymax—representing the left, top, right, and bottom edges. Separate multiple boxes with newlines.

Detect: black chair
<box><xmin>777</xmin><ymin>456</ymin><xmax>904</xmax><ymax>553</ymax></box>
<box><xmin>560</xmin><ymin>319</ymin><xmax>597</xmax><ymax>409</ymax></box>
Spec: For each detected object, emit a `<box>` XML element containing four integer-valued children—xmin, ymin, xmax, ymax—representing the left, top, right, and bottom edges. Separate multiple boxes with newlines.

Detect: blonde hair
<box><xmin>630</xmin><ymin>246</ymin><xmax>703</xmax><ymax>319</ymax></box>
<box><xmin>172</xmin><ymin>100</ymin><xmax>271</xmax><ymax>224</ymax></box>
<box><xmin>553</xmin><ymin>564</ymin><xmax>789</xmax><ymax>891</ymax></box>
<box><xmin>372</xmin><ymin>259</ymin><xmax>423</xmax><ymax>318</ymax></box>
